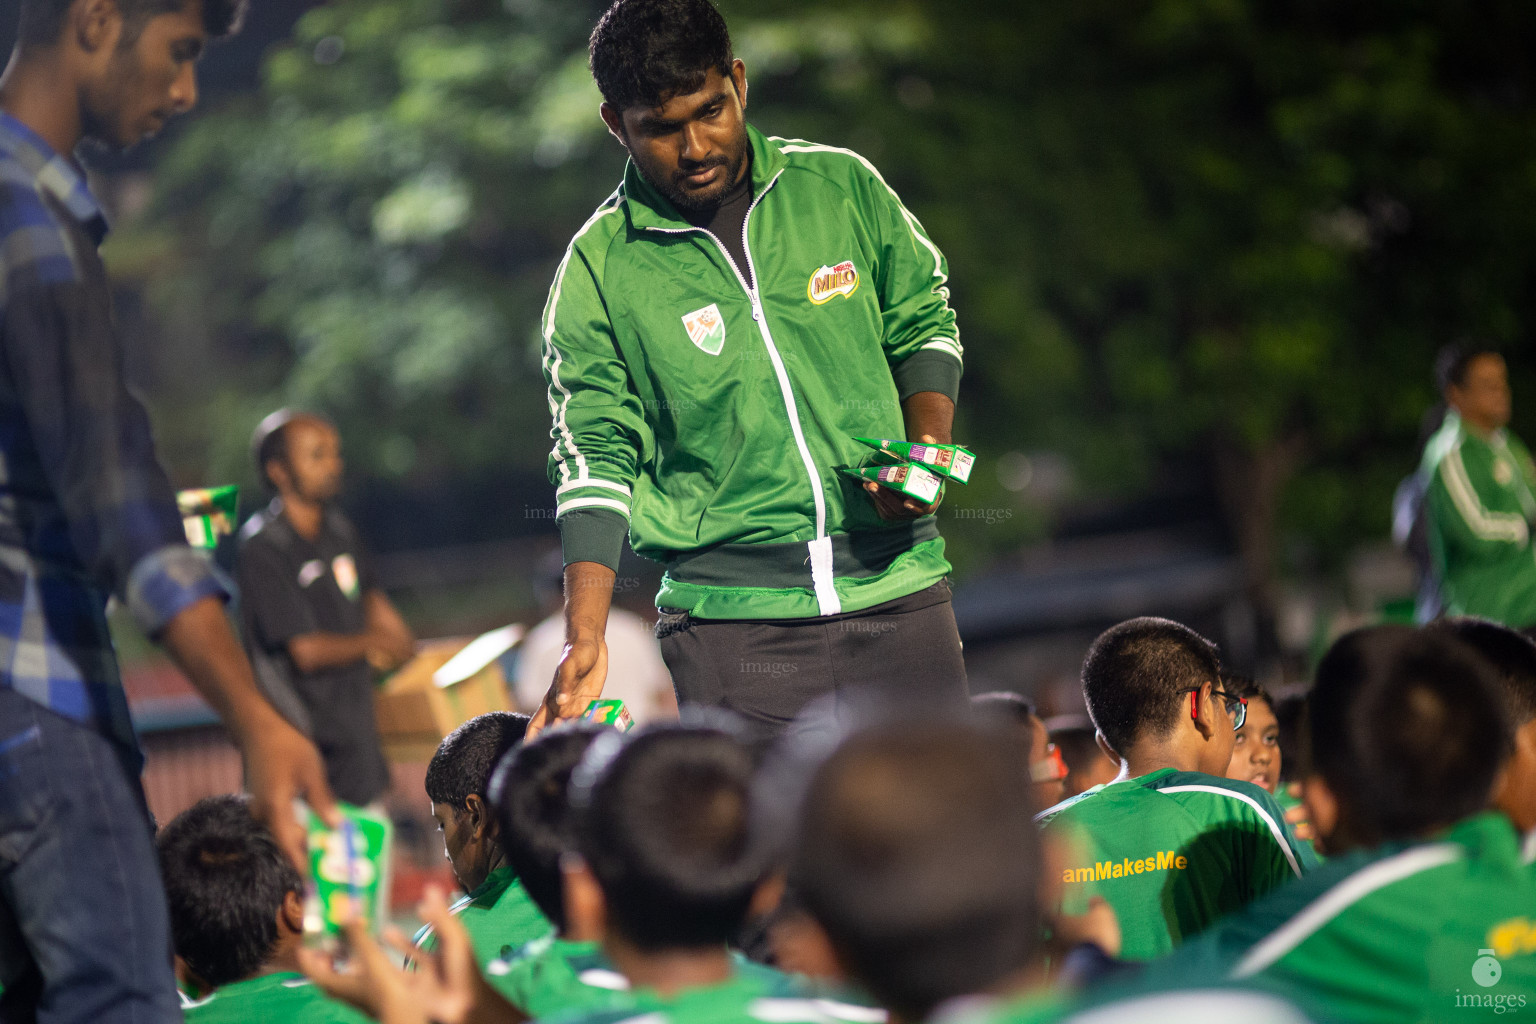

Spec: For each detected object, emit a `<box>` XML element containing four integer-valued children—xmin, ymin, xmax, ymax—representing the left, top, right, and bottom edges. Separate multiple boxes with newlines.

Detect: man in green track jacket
<box><xmin>1422</xmin><ymin>346</ymin><xmax>1536</xmax><ymax>629</ymax></box>
<box><xmin>530</xmin><ymin>0</ymin><xmax>968</xmax><ymax>736</ymax></box>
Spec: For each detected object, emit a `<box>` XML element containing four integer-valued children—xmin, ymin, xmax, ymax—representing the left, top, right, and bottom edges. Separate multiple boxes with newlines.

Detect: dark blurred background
<box><xmin>11</xmin><ymin>0</ymin><xmax>1536</xmax><ymax>794</ymax></box>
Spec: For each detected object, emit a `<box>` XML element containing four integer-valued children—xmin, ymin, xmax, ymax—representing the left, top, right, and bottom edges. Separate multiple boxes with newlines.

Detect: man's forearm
<box><xmin>564</xmin><ymin>561</ymin><xmax>615</xmax><ymax>642</ymax></box>
<box><xmin>902</xmin><ymin>391</ymin><xmax>955</xmax><ymax>445</ymax></box>
<box><xmin>160</xmin><ymin>597</ymin><xmax>289</xmax><ymax>741</ymax></box>
<box><xmin>287</xmin><ymin>631</ymin><xmax>377</xmax><ymax>674</ymax></box>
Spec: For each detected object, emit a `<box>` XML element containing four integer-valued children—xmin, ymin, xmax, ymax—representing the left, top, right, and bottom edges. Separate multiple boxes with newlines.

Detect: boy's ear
<box><xmin>465</xmin><ymin>793</ymin><xmax>491</xmax><ymax>839</ymax></box>
<box><xmin>1094</xmin><ymin>730</ymin><xmax>1121</xmax><ymax>765</ymax></box>
<box><xmin>72</xmin><ymin>0</ymin><xmax>123</xmax><ymax>56</ymax></box>
<box><xmin>748</xmin><ymin>870</ymin><xmax>786</xmax><ymax>920</ymax></box>
<box><xmin>278</xmin><ymin>889</ymin><xmax>305</xmax><ymax>937</ymax></box>
<box><xmin>562</xmin><ymin>855</ymin><xmax>607</xmax><ymax>943</ymax></box>
<box><xmin>1190</xmin><ymin>681</ymin><xmax>1217</xmax><ymax>741</ymax></box>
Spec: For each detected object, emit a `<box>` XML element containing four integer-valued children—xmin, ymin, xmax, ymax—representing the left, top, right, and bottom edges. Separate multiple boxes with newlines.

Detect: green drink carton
<box><xmin>842</xmin><ymin>463</ymin><xmax>944</xmax><ymax>505</ymax></box>
<box><xmin>853</xmin><ymin>438</ymin><xmax>975</xmax><ymax>484</ymax></box>
<box><xmin>176</xmin><ymin>485</ymin><xmax>239</xmax><ymax>550</ymax></box>
<box><xmin>582</xmin><ymin>698</ymin><xmax>635</xmax><ymax>732</ymax></box>
<box><xmin>303</xmin><ymin>802</ymin><xmax>392</xmax><ymax>948</ymax></box>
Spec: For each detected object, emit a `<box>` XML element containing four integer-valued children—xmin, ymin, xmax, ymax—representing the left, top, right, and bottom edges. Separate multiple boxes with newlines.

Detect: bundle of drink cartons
<box><xmin>373</xmin><ymin>624</ymin><xmax>525</xmax><ymax>763</ymax></box>
<box><xmin>841</xmin><ymin>436</ymin><xmax>976</xmax><ymax>503</ymax></box>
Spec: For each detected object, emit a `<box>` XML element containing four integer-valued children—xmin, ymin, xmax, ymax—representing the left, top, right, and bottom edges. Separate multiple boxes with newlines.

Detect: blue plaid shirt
<box><xmin>0</xmin><ymin>113</ymin><xmax>227</xmax><ymax>756</ymax></box>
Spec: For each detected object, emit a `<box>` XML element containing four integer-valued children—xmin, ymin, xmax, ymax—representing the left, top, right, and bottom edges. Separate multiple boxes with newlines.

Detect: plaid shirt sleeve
<box><xmin>1</xmin><ymin>278</ymin><xmax>227</xmax><ymax>634</ymax></box>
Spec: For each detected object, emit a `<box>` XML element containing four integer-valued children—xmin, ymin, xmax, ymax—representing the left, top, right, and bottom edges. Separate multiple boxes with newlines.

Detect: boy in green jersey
<box><xmin>1117</xmin><ymin>624</ymin><xmax>1534</xmax><ymax>1024</ymax></box>
<box><xmin>789</xmin><ymin>718</ymin><xmax>1048</xmax><ymax>1023</ymax></box>
<box><xmin>158</xmin><ymin>796</ymin><xmax>370</xmax><ymax>1024</ymax></box>
<box><xmin>1039</xmin><ymin>618</ymin><xmax>1314</xmax><ymax>960</ymax></box>
<box><xmin>412</xmin><ymin>712</ymin><xmax>553</xmax><ymax>964</ymax></box>
<box><xmin>481</xmin><ymin>723</ymin><xmax>635</xmax><ymax>1017</ymax></box>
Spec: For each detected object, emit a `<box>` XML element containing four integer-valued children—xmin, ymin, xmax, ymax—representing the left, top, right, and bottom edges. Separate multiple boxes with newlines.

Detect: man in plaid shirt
<box><xmin>0</xmin><ymin>0</ymin><xmax>336</xmax><ymax>1019</ymax></box>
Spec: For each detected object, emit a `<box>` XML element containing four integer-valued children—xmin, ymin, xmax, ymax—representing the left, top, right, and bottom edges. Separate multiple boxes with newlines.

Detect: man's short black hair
<box><xmin>790</xmin><ymin>721</ymin><xmax>1041</xmax><ymax>1022</ymax></box>
<box><xmin>589</xmin><ymin>0</ymin><xmax>733</xmax><ymax>113</ymax></box>
<box><xmin>1271</xmin><ymin>693</ymin><xmax>1308</xmax><ymax>785</ymax></box>
<box><xmin>1310</xmin><ymin>624</ymin><xmax>1511</xmax><ymax>845</ymax></box>
<box><xmin>426</xmin><ymin>712</ymin><xmax>532</xmax><ymax>813</ymax></box>
<box><xmin>1081</xmin><ymin>617</ymin><xmax>1221</xmax><ymax>755</ymax></box>
<box><xmin>572</xmin><ymin>724</ymin><xmax>762</xmax><ymax>950</ymax></box>
<box><xmin>970</xmin><ymin>691</ymin><xmax>1037</xmax><ymax>725</ymax></box>
<box><xmin>489</xmin><ymin>723</ymin><xmax>606</xmax><ymax>930</ymax></box>
<box><xmin>250</xmin><ymin>408</ymin><xmax>335</xmax><ymax>493</ymax></box>
<box><xmin>18</xmin><ymin>0</ymin><xmax>246</xmax><ymax>49</ymax></box>
<box><xmin>1429</xmin><ymin>617</ymin><xmax>1536</xmax><ymax>725</ymax></box>
<box><xmin>156</xmin><ymin>795</ymin><xmax>302</xmax><ymax>988</ymax></box>
<box><xmin>1435</xmin><ymin>342</ymin><xmax>1502</xmax><ymax>394</ymax></box>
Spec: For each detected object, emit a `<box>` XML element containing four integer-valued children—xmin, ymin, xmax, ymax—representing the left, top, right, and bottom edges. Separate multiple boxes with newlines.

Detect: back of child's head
<box><xmin>156</xmin><ymin>795</ymin><xmax>302</xmax><ymax>988</ymax></box>
<box><xmin>426</xmin><ymin>711</ymin><xmax>532</xmax><ymax>811</ymax></box>
<box><xmin>1271</xmin><ymin>693</ymin><xmax>1309</xmax><ymax>784</ymax></box>
<box><xmin>1310</xmin><ymin>624</ymin><xmax>1511</xmax><ymax>844</ymax></box>
<box><xmin>1428</xmin><ymin>617</ymin><xmax>1536</xmax><ymax>726</ymax></box>
<box><xmin>572</xmin><ymin>724</ymin><xmax>763</xmax><ymax>950</ymax></box>
<box><xmin>489</xmin><ymin>723</ymin><xmax>607</xmax><ymax>929</ymax></box>
<box><xmin>789</xmin><ymin>719</ymin><xmax>1041</xmax><ymax>1023</ymax></box>
<box><xmin>970</xmin><ymin>691</ymin><xmax>1036</xmax><ymax>724</ymax></box>
<box><xmin>1081</xmin><ymin>617</ymin><xmax>1221</xmax><ymax>755</ymax></box>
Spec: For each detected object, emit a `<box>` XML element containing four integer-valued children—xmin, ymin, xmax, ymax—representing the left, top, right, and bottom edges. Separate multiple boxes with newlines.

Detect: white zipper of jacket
<box><xmin>646</xmin><ymin>168</ymin><xmax>841</xmax><ymax>616</ymax></box>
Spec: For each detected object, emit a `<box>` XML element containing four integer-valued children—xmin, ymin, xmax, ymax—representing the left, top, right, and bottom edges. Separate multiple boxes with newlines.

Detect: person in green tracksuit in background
<box><xmin>1422</xmin><ymin>345</ymin><xmax>1536</xmax><ymax>630</ymax></box>
<box><xmin>530</xmin><ymin>0</ymin><xmax>970</xmax><ymax>741</ymax></box>
<box><xmin>1120</xmin><ymin>624</ymin><xmax>1536</xmax><ymax>1024</ymax></box>
<box><xmin>159</xmin><ymin>797</ymin><xmax>370</xmax><ymax>1024</ymax></box>
<box><xmin>411</xmin><ymin>713</ymin><xmax>553</xmax><ymax>966</ymax></box>
<box><xmin>1038</xmin><ymin>618</ymin><xmax>1315</xmax><ymax>962</ymax></box>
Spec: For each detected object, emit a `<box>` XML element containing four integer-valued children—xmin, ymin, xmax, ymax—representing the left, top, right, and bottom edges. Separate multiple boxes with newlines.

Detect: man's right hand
<box><xmin>528</xmin><ymin>635</ymin><xmax>609</xmax><ymax>738</ymax></box>
<box><xmin>527</xmin><ymin>561</ymin><xmax>616</xmax><ymax>738</ymax></box>
<box><xmin>239</xmin><ymin>711</ymin><xmax>339</xmax><ymax>871</ymax></box>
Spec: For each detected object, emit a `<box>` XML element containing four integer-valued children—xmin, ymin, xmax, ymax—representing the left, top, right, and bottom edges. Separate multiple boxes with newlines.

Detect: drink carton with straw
<box><xmin>841</xmin><ymin>463</ymin><xmax>944</xmax><ymax>505</ymax></box>
<box><xmin>303</xmin><ymin>802</ymin><xmax>392</xmax><ymax>949</ymax></box>
<box><xmin>853</xmin><ymin>438</ymin><xmax>975</xmax><ymax>484</ymax></box>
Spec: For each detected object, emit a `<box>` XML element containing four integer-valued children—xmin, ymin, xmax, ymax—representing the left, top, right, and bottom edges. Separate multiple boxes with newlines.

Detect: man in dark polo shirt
<box><xmin>238</xmin><ymin>410</ymin><xmax>416</xmax><ymax>806</ymax></box>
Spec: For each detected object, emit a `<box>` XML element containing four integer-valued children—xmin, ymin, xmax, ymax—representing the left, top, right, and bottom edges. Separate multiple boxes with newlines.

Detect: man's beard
<box><xmin>657</xmin><ymin>145</ymin><xmax>748</xmax><ymax>216</ymax></box>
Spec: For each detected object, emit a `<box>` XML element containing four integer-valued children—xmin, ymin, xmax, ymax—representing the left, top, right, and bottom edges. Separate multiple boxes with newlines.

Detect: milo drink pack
<box><xmin>853</xmin><ymin>437</ymin><xmax>976</xmax><ymax>484</ymax></box>
<box><xmin>176</xmin><ymin>485</ymin><xmax>239</xmax><ymax>550</ymax></box>
<box><xmin>582</xmin><ymin>698</ymin><xmax>635</xmax><ymax>732</ymax></box>
<box><xmin>841</xmin><ymin>463</ymin><xmax>944</xmax><ymax>505</ymax></box>
<box><xmin>303</xmin><ymin>802</ymin><xmax>393</xmax><ymax>948</ymax></box>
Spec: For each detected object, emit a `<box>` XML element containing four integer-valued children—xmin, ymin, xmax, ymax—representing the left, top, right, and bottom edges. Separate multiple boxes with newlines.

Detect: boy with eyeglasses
<box><xmin>1038</xmin><ymin>618</ymin><xmax>1316</xmax><ymax>961</ymax></box>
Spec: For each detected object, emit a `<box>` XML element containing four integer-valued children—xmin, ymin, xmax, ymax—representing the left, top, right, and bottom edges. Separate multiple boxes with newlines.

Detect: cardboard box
<box><xmin>374</xmin><ymin>625</ymin><xmax>523</xmax><ymax>763</ymax></box>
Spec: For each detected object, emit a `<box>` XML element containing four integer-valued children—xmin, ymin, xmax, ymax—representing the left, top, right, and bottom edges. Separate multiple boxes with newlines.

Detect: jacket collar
<box><xmin>622</xmin><ymin>124</ymin><xmax>786</xmax><ymax>232</ymax></box>
<box><xmin>0</xmin><ymin>113</ymin><xmax>109</xmax><ymax>245</ymax></box>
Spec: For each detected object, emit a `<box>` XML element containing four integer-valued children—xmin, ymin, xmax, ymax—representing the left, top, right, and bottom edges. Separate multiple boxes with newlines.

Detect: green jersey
<box><xmin>1141</xmin><ymin>813</ymin><xmax>1536</xmax><ymax>1023</ymax></box>
<box><xmin>411</xmin><ymin>865</ymin><xmax>552</xmax><ymax>964</ymax></box>
<box><xmin>541</xmin><ymin>969</ymin><xmax>883</xmax><ymax>1024</ymax></box>
<box><xmin>485</xmin><ymin>936</ymin><xmax>635</xmax><ymax>1017</ymax></box>
<box><xmin>485</xmin><ymin>936</ymin><xmax>832</xmax><ymax>1019</ymax></box>
<box><xmin>1422</xmin><ymin>411</ymin><xmax>1536</xmax><ymax>628</ymax></box>
<box><xmin>976</xmin><ymin>987</ymin><xmax>1313</xmax><ymax>1024</ymax></box>
<box><xmin>182</xmin><ymin>972</ymin><xmax>372</xmax><ymax>1024</ymax></box>
<box><xmin>1041</xmin><ymin>768</ymin><xmax>1314</xmax><ymax>960</ymax></box>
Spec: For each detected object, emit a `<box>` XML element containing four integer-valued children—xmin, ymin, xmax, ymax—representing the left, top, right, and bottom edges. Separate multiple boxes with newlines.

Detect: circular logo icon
<box><xmin>1473</xmin><ymin>949</ymin><xmax>1503</xmax><ymax>988</ymax></box>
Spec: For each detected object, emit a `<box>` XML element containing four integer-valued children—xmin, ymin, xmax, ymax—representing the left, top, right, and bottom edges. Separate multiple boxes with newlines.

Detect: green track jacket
<box><xmin>541</xmin><ymin>126</ymin><xmax>962</xmax><ymax>619</ymax></box>
<box><xmin>1422</xmin><ymin>411</ymin><xmax>1536</xmax><ymax>627</ymax></box>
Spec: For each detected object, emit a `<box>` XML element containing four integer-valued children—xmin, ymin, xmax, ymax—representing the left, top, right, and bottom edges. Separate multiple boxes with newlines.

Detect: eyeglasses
<box><xmin>1177</xmin><ymin>687</ymin><xmax>1248</xmax><ymax>731</ymax></box>
<box><xmin>1030</xmin><ymin>743</ymin><xmax>1069</xmax><ymax>784</ymax></box>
